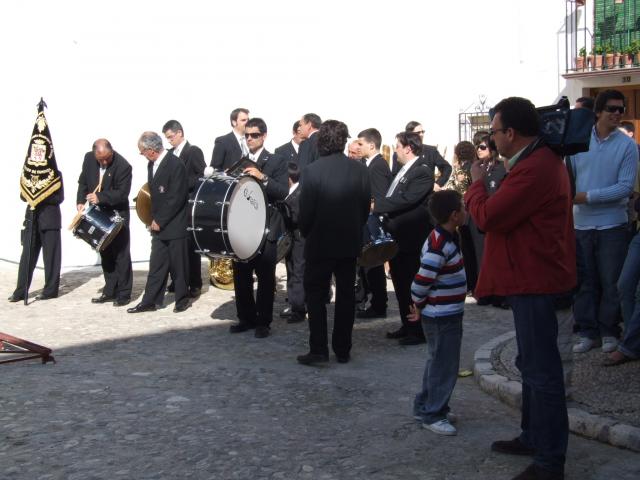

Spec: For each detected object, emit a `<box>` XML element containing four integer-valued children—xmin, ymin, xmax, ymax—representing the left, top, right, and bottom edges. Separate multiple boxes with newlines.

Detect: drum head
<box><xmin>226</xmin><ymin>176</ymin><xmax>267</xmax><ymax>260</ymax></box>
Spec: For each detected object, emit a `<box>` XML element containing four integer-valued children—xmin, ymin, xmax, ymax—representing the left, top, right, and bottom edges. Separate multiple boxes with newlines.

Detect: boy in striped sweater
<box><xmin>409</xmin><ymin>190</ymin><xmax>467</xmax><ymax>436</ymax></box>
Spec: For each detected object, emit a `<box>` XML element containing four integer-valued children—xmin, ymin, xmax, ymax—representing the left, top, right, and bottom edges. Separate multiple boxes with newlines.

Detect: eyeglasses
<box><xmin>413</xmin><ymin>130</ymin><xmax>425</xmax><ymax>135</ymax></box>
<box><xmin>476</xmin><ymin>144</ymin><xmax>488</xmax><ymax>151</ymax></box>
<box><xmin>603</xmin><ymin>105</ymin><xmax>625</xmax><ymax>114</ymax></box>
<box><xmin>488</xmin><ymin>127</ymin><xmax>508</xmax><ymax>136</ymax></box>
<box><xmin>245</xmin><ymin>132</ymin><xmax>263</xmax><ymax>139</ymax></box>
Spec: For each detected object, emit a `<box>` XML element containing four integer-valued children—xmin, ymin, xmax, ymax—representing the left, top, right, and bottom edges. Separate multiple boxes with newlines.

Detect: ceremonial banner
<box><xmin>19</xmin><ymin>99</ymin><xmax>62</xmax><ymax>209</ymax></box>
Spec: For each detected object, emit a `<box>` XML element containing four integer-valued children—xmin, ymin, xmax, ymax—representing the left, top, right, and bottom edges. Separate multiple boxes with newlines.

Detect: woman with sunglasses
<box><xmin>444</xmin><ymin>141</ymin><xmax>479</xmax><ymax>294</ymax></box>
<box><xmin>471</xmin><ymin>133</ymin><xmax>508</xmax><ymax>308</ymax></box>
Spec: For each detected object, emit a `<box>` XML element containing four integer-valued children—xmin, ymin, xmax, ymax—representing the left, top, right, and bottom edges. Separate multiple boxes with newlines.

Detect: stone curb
<box><xmin>473</xmin><ymin>331</ymin><xmax>640</xmax><ymax>453</ymax></box>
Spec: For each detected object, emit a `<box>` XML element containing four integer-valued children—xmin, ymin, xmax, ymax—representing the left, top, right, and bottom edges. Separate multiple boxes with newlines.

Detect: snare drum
<box><xmin>191</xmin><ymin>174</ymin><xmax>268</xmax><ymax>261</ymax></box>
<box><xmin>359</xmin><ymin>214</ymin><xmax>398</xmax><ymax>267</ymax></box>
<box><xmin>72</xmin><ymin>205</ymin><xmax>124</xmax><ymax>252</ymax></box>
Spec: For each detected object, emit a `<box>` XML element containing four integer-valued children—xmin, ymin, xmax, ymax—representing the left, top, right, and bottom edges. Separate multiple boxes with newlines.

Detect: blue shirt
<box><xmin>570</xmin><ymin>127</ymin><xmax>638</xmax><ymax>229</ymax></box>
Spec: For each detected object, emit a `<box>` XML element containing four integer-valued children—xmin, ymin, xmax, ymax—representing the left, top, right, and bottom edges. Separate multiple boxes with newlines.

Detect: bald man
<box><xmin>76</xmin><ymin>139</ymin><xmax>133</xmax><ymax>306</ymax></box>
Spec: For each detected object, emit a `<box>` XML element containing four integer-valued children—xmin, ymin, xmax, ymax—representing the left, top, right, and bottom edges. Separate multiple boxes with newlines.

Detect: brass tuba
<box><xmin>134</xmin><ymin>183</ymin><xmax>152</xmax><ymax>226</ymax></box>
<box><xmin>209</xmin><ymin>258</ymin><xmax>234</xmax><ymax>290</ymax></box>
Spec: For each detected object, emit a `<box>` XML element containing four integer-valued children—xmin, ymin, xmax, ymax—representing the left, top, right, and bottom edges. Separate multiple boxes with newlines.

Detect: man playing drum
<box><xmin>76</xmin><ymin>139</ymin><xmax>133</xmax><ymax>306</ymax></box>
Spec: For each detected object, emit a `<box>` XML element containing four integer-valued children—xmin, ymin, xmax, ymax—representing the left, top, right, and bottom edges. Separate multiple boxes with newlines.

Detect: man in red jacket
<box><xmin>465</xmin><ymin>97</ymin><xmax>576</xmax><ymax>480</ymax></box>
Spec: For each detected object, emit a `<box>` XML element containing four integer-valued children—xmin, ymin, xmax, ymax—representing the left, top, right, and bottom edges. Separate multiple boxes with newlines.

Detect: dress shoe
<box><xmin>189</xmin><ymin>287</ymin><xmax>201</xmax><ymax>298</ymax></box>
<box><xmin>254</xmin><ymin>326</ymin><xmax>270</xmax><ymax>338</ymax></box>
<box><xmin>287</xmin><ymin>312</ymin><xmax>306</xmax><ymax>324</ymax></box>
<box><xmin>279</xmin><ymin>306</ymin><xmax>293</xmax><ymax>319</ymax></box>
<box><xmin>91</xmin><ymin>294</ymin><xmax>115</xmax><ymax>304</ymax></box>
<box><xmin>603</xmin><ymin>350</ymin><xmax>635</xmax><ymax>366</ymax></box>
<box><xmin>511</xmin><ymin>463</ymin><xmax>564</xmax><ymax>480</ymax></box>
<box><xmin>127</xmin><ymin>303</ymin><xmax>157</xmax><ymax>314</ymax></box>
<box><xmin>336</xmin><ymin>354</ymin><xmax>350</xmax><ymax>364</ymax></box>
<box><xmin>386</xmin><ymin>327</ymin><xmax>408</xmax><ymax>339</ymax></box>
<box><xmin>113</xmin><ymin>298</ymin><xmax>131</xmax><ymax>307</ymax></box>
<box><xmin>8</xmin><ymin>294</ymin><xmax>24</xmax><ymax>303</ymax></box>
<box><xmin>491</xmin><ymin>437</ymin><xmax>535</xmax><ymax>456</ymax></box>
<box><xmin>356</xmin><ymin>307</ymin><xmax>387</xmax><ymax>319</ymax></box>
<box><xmin>173</xmin><ymin>300</ymin><xmax>191</xmax><ymax>313</ymax></box>
<box><xmin>297</xmin><ymin>352</ymin><xmax>329</xmax><ymax>366</ymax></box>
<box><xmin>399</xmin><ymin>334</ymin><xmax>426</xmax><ymax>346</ymax></box>
<box><xmin>229</xmin><ymin>322</ymin><xmax>255</xmax><ymax>333</ymax></box>
<box><xmin>35</xmin><ymin>294</ymin><xmax>57</xmax><ymax>301</ymax></box>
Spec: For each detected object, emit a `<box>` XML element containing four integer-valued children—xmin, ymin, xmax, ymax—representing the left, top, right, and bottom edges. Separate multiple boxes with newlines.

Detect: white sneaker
<box><xmin>573</xmin><ymin>337</ymin><xmax>599</xmax><ymax>353</ymax></box>
<box><xmin>601</xmin><ymin>336</ymin><xmax>619</xmax><ymax>353</ymax></box>
<box><xmin>413</xmin><ymin>412</ymin><xmax>457</xmax><ymax>424</ymax></box>
<box><xmin>423</xmin><ymin>419</ymin><xmax>457</xmax><ymax>436</ymax></box>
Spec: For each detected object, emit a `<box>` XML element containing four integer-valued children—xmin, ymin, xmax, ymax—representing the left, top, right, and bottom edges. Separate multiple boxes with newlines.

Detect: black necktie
<box><xmin>147</xmin><ymin>161</ymin><xmax>153</xmax><ymax>185</ymax></box>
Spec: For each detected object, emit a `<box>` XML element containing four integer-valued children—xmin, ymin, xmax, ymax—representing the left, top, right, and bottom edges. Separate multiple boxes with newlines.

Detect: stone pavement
<box><xmin>1</xmin><ymin>261</ymin><xmax>639</xmax><ymax>480</ymax></box>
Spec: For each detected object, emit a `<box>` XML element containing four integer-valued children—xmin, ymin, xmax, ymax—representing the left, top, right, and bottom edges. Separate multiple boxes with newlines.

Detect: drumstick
<box><xmin>68</xmin><ymin>180</ymin><xmax>103</xmax><ymax>230</ymax></box>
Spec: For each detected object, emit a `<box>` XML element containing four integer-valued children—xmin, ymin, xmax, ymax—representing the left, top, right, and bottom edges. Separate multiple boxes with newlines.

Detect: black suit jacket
<box><xmin>374</xmin><ymin>161</ymin><xmax>434</xmax><ymax>254</ymax></box>
<box><xmin>255</xmin><ymin>149</ymin><xmax>289</xmax><ymax>242</ymax></box>
<box><xmin>147</xmin><ymin>152</ymin><xmax>188</xmax><ymax>240</ymax></box>
<box><xmin>211</xmin><ymin>131</ymin><xmax>243</xmax><ymax>171</ymax></box>
<box><xmin>420</xmin><ymin>144</ymin><xmax>452</xmax><ymax>187</ymax></box>
<box><xmin>299</xmin><ymin>153</ymin><xmax>370</xmax><ymax>260</ymax></box>
<box><xmin>77</xmin><ymin>151</ymin><xmax>132</xmax><ymax>220</ymax></box>
<box><xmin>171</xmin><ymin>141</ymin><xmax>206</xmax><ymax>195</ymax></box>
<box><xmin>275</xmin><ymin>141</ymin><xmax>299</xmax><ymax>164</ymax></box>
<box><xmin>297</xmin><ymin>132</ymin><xmax>319</xmax><ymax>171</ymax></box>
<box><xmin>391</xmin><ymin>144</ymin><xmax>451</xmax><ymax>187</ymax></box>
<box><xmin>367</xmin><ymin>154</ymin><xmax>392</xmax><ymax>203</ymax></box>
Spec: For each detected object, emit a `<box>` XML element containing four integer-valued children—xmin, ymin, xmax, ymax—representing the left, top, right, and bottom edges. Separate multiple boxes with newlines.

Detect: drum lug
<box><xmin>187</xmin><ymin>227</ymin><xmax>203</xmax><ymax>232</ymax></box>
<box><xmin>189</xmin><ymin>199</ymin><xmax>205</xmax><ymax>204</ymax></box>
<box><xmin>195</xmin><ymin>249</ymin><xmax>210</xmax><ymax>254</ymax></box>
<box><xmin>215</xmin><ymin>201</ymin><xmax>230</xmax><ymax>206</ymax></box>
<box><xmin>213</xmin><ymin>228</ymin><xmax>227</xmax><ymax>233</ymax></box>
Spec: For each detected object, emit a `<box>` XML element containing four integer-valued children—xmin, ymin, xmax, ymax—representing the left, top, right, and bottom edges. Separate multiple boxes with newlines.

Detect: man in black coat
<box><xmin>227</xmin><ymin>117</ymin><xmax>289</xmax><ymax>338</ymax></box>
<box><xmin>163</xmin><ymin>120</ymin><xmax>206</xmax><ymax>297</ymax></box>
<box><xmin>76</xmin><ymin>139</ymin><xmax>133</xmax><ymax>306</ymax></box>
<box><xmin>128</xmin><ymin>131</ymin><xmax>190</xmax><ymax>314</ymax></box>
<box><xmin>281</xmin><ymin>162</ymin><xmax>306</xmax><ymax>324</ymax></box>
<box><xmin>296</xmin><ymin>113</ymin><xmax>322</xmax><ymax>172</ymax></box>
<box><xmin>297</xmin><ymin>120</ymin><xmax>371</xmax><ymax>365</ymax></box>
<box><xmin>391</xmin><ymin>121</ymin><xmax>451</xmax><ymax>189</ymax></box>
<box><xmin>355</xmin><ymin>128</ymin><xmax>392</xmax><ymax>319</ymax></box>
<box><xmin>374</xmin><ymin>131</ymin><xmax>435</xmax><ymax>345</ymax></box>
<box><xmin>210</xmin><ymin>108</ymin><xmax>250</xmax><ymax>171</ymax></box>
<box><xmin>275</xmin><ymin>120</ymin><xmax>304</xmax><ymax>164</ymax></box>
<box><xmin>9</xmin><ymin>182</ymin><xmax>64</xmax><ymax>302</ymax></box>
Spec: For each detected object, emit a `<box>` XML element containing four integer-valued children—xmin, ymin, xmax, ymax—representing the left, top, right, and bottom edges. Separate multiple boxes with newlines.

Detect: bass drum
<box><xmin>191</xmin><ymin>174</ymin><xmax>268</xmax><ymax>261</ymax></box>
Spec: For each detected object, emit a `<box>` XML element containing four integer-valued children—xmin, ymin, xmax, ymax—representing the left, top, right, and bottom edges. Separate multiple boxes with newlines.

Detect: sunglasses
<box><xmin>476</xmin><ymin>144</ymin><xmax>488</xmax><ymax>151</ymax></box>
<box><xmin>488</xmin><ymin>127</ymin><xmax>508</xmax><ymax>136</ymax></box>
<box><xmin>603</xmin><ymin>105</ymin><xmax>625</xmax><ymax>114</ymax></box>
<box><xmin>245</xmin><ymin>132</ymin><xmax>263</xmax><ymax>139</ymax></box>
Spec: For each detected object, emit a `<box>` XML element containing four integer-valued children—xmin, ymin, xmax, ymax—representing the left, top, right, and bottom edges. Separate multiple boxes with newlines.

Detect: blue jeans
<box><xmin>508</xmin><ymin>295</ymin><xmax>567</xmax><ymax>474</ymax></box>
<box><xmin>616</xmin><ymin>232</ymin><xmax>640</xmax><ymax>358</ymax></box>
<box><xmin>574</xmin><ymin>226</ymin><xmax>627</xmax><ymax>339</ymax></box>
<box><xmin>413</xmin><ymin>314</ymin><xmax>463</xmax><ymax>424</ymax></box>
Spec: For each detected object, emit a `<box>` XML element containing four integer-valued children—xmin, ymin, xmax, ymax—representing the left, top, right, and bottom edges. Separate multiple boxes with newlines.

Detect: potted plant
<box><xmin>631</xmin><ymin>40</ymin><xmax>640</xmax><ymax>66</ymax></box>
<box><xmin>622</xmin><ymin>45</ymin><xmax>633</xmax><ymax>67</ymax></box>
<box><xmin>604</xmin><ymin>43</ymin><xmax>614</xmax><ymax>68</ymax></box>
<box><xmin>576</xmin><ymin>47</ymin><xmax>587</xmax><ymax>70</ymax></box>
<box><xmin>593</xmin><ymin>45</ymin><xmax>604</xmax><ymax>69</ymax></box>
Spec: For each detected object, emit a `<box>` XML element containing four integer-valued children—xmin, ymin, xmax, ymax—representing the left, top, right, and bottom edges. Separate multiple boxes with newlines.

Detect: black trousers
<box><xmin>186</xmin><ymin>234</ymin><xmax>203</xmax><ymax>290</ymax></box>
<box><xmin>304</xmin><ymin>256</ymin><xmax>357</xmax><ymax>357</ymax></box>
<box><xmin>362</xmin><ymin>264</ymin><xmax>388</xmax><ymax>312</ymax></box>
<box><xmin>13</xmin><ymin>225</ymin><xmax>61</xmax><ymax>298</ymax></box>
<box><xmin>233</xmin><ymin>240</ymin><xmax>277</xmax><ymax>327</ymax></box>
<box><xmin>142</xmin><ymin>235</ymin><xmax>188</xmax><ymax>306</ymax></box>
<box><xmin>285</xmin><ymin>234</ymin><xmax>306</xmax><ymax>314</ymax></box>
<box><xmin>389</xmin><ymin>251</ymin><xmax>423</xmax><ymax>336</ymax></box>
<box><xmin>100</xmin><ymin>225</ymin><xmax>132</xmax><ymax>301</ymax></box>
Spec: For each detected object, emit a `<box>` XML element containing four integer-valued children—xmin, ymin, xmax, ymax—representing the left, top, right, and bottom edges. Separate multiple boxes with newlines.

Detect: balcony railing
<box><xmin>566</xmin><ymin>0</ymin><xmax>640</xmax><ymax>74</ymax></box>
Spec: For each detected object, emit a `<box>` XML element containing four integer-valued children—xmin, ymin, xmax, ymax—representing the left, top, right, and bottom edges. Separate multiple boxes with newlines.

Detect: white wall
<box><xmin>1</xmin><ymin>0</ymin><xmax>567</xmax><ymax>267</ymax></box>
